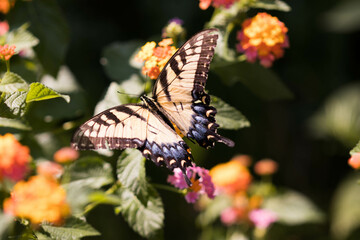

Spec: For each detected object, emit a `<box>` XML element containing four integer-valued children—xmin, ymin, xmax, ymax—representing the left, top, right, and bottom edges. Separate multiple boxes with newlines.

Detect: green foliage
<box><xmin>26</xmin><ymin>82</ymin><xmax>70</xmax><ymax>103</ymax></box>
<box><xmin>211</xmin><ymin>95</ymin><xmax>250</xmax><ymax>130</ymax></box>
<box><xmin>250</xmin><ymin>0</ymin><xmax>291</xmax><ymax>12</ymax></box>
<box><xmin>212</xmin><ymin>60</ymin><xmax>293</xmax><ymax>100</ymax></box>
<box><xmin>263</xmin><ymin>190</ymin><xmax>325</xmax><ymax>225</ymax></box>
<box><xmin>117</xmin><ymin>149</ymin><xmax>164</xmax><ymax>238</ymax></box>
<box><xmin>41</xmin><ymin>217</ymin><xmax>100</xmax><ymax>240</ymax></box>
<box><xmin>331</xmin><ymin>173</ymin><xmax>360</xmax><ymax>240</ymax></box>
<box><xmin>350</xmin><ymin>139</ymin><xmax>360</xmax><ymax>155</ymax></box>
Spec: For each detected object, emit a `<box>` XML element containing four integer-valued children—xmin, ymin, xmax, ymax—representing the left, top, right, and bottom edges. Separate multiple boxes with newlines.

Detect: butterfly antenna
<box><xmin>116</xmin><ymin>91</ymin><xmax>140</xmax><ymax>97</ymax></box>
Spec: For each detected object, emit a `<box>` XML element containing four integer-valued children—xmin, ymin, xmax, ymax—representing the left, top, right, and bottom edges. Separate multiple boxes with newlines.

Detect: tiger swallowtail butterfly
<box><xmin>71</xmin><ymin>28</ymin><xmax>234</xmax><ymax>186</ymax></box>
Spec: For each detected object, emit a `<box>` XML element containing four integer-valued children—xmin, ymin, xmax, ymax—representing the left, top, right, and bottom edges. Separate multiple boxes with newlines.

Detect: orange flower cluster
<box><xmin>348</xmin><ymin>153</ymin><xmax>360</xmax><ymax>169</ymax></box>
<box><xmin>199</xmin><ymin>0</ymin><xmax>239</xmax><ymax>10</ymax></box>
<box><xmin>54</xmin><ymin>147</ymin><xmax>79</xmax><ymax>163</ymax></box>
<box><xmin>210</xmin><ymin>155</ymin><xmax>279</xmax><ymax>226</ymax></box>
<box><xmin>237</xmin><ymin>12</ymin><xmax>289</xmax><ymax>67</ymax></box>
<box><xmin>0</xmin><ymin>0</ymin><xmax>13</xmax><ymax>14</ymax></box>
<box><xmin>0</xmin><ymin>134</ymin><xmax>30</xmax><ymax>182</ymax></box>
<box><xmin>135</xmin><ymin>38</ymin><xmax>177</xmax><ymax>80</ymax></box>
<box><xmin>0</xmin><ymin>44</ymin><xmax>16</xmax><ymax>61</ymax></box>
<box><xmin>3</xmin><ymin>175</ymin><xmax>71</xmax><ymax>225</ymax></box>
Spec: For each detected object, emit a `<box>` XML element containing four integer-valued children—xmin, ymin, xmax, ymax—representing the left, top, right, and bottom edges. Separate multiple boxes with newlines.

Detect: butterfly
<box><xmin>71</xmin><ymin>28</ymin><xmax>234</xmax><ymax>186</ymax></box>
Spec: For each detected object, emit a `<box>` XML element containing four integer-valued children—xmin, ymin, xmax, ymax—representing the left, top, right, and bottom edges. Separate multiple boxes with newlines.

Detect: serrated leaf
<box><xmin>350</xmin><ymin>139</ymin><xmax>360</xmax><ymax>155</ymax></box>
<box><xmin>117</xmin><ymin>149</ymin><xmax>148</xmax><ymax>202</ymax></box>
<box><xmin>211</xmin><ymin>95</ymin><xmax>250</xmax><ymax>130</ymax></box>
<box><xmin>118</xmin><ymin>185</ymin><xmax>164</xmax><ymax>238</ymax></box>
<box><xmin>0</xmin><ymin>90</ymin><xmax>27</xmax><ymax>117</ymax></box>
<box><xmin>8</xmin><ymin>0</ymin><xmax>69</xmax><ymax>76</ymax></box>
<box><xmin>0</xmin><ymin>72</ymin><xmax>29</xmax><ymax>92</ymax></box>
<box><xmin>34</xmin><ymin>232</ymin><xmax>53</xmax><ymax>240</ymax></box>
<box><xmin>26</xmin><ymin>82</ymin><xmax>70</xmax><ymax>103</ymax></box>
<box><xmin>250</xmin><ymin>0</ymin><xmax>291</xmax><ymax>12</ymax></box>
<box><xmin>263</xmin><ymin>190</ymin><xmax>324</xmax><ymax>225</ymax></box>
<box><xmin>0</xmin><ymin>117</ymin><xmax>30</xmax><ymax>130</ymax></box>
<box><xmin>6</xmin><ymin>23</ymin><xmax>39</xmax><ymax>52</ymax></box>
<box><xmin>66</xmin><ymin>156</ymin><xmax>114</xmax><ymax>189</ymax></box>
<box><xmin>331</xmin><ymin>173</ymin><xmax>360</xmax><ymax>240</ymax></box>
<box><xmin>41</xmin><ymin>217</ymin><xmax>100</xmax><ymax>240</ymax></box>
<box><xmin>64</xmin><ymin>157</ymin><xmax>114</xmax><ymax>215</ymax></box>
<box><xmin>101</xmin><ymin>41</ymin><xmax>142</xmax><ymax>81</ymax></box>
<box><xmin>212</xmin><ymin>60</ymin><xmax>293</xmax><ymax>100</ymax></box>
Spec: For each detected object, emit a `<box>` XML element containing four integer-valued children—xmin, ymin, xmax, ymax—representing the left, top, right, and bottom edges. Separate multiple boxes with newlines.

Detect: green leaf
<box><xmin>0</xmin><ymin>91</ymin><xmax>27</xmax><ymax>117</ymax></box>
<box><xmin>210</xmin><ymin>95</ymin><xmax>250</xmax><ymax>130</ymax></box>
<box><xmin>101</xmin><ymin>41</ymin><xmax>142</xmax><ymax>81</ymax></box>
<box><xmin>8</xmin><ymin>0</ymin><xmax>69</xmax><ymax>76</ymax></box>
<box><xmin>0</xmin><ymin>117</ymin><xmax>30</xmax><ymax>130</ymax></box>
<box><xmin>34</xmin><ymin>232</ymin><xmax>53</xmax><ymax>240</ymax></box>
<box><xmin>118</xmin><ymin>185</ymin><xmax>164</xmax><ymax>238</ymax></box>
<box><xmin>309</xmin><ymin>83</ymin><xmax>360</xmax><ymax>148</ymax></box>
<box><xmin>6</xmin><ymin>23</ymin><xmax>39</xmax><ymax>52</ymax></box>
<box><xmin>0</xmin><ymin>72</ymin><xmax>29</xmax><ymax>92</ymax></box>
<box><xmin>117</xmin><ymin>149</ymin><xmax>148</xmax><ymax>202</ymax></box>
<box><xmin>41</xmin><ymin>217</ymin><xmax>100</xmax><ymax>240</ymax></box>
<box><xmin>196</xmin><ymin>194</ymin><xmax>232</xmax><ymax>227</ymax></box>
<box><xmin>212</xmin><ymin>60</ymin><xmax>293</xmax><ymax>100</ymax></box>
<box><xmin>26</xmin><ymin>82</ymin><xmax>70</xmax><ymax>103</ymax></box>
<box><xmin>64</xmin><ymin>156</ymin><xmax>114</xmax><ymax>215</ymax></box>
<box><xmin>350</xmin><ymin>139</ymin><xmax>360</xmax><ymax>155</ymax></box>
<box><xmin>331</xmin><ymin>173</ymin><xmax>360</xmax><ymax>240</ymax></box>
<box><xmin>263</xmin><ymin>189</ymin><xmax>324</xmax><ymax>225</ymax></box>
<box><xmin>250</xmin><ymin>0</ymin><xmax>291</xmax><ymax>12</ymax></box>
<box><xmin>0</xmin><ymin>213</ymin><xmax>13</xmax><ymax>237</ymax></box>
<box><xmin>67</xmin><ymin>156</ymin><xmax>114</xmax><ymax>188</ymax></box>
<box><xmin>89</xmin><ymin>191</ymin><xmax>122</xmax><ymax>206</ymax></box>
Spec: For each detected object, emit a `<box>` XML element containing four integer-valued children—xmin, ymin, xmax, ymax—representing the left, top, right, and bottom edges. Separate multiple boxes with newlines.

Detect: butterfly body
<box><xmin>71</xmin><ymin>29</ymin><xmax>234</xmax><ymax>185</ymax></box>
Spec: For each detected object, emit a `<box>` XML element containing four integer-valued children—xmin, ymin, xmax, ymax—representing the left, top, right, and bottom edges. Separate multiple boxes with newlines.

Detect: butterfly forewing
<box><xmin>153</xmin><ymin>29</ymin><xmax>234</xmax><ymax>148</ymax></box>
<box><xmin>71</xmin><ymin>104</ymin><xmax>193</xmax><ymax>176</ymax></box>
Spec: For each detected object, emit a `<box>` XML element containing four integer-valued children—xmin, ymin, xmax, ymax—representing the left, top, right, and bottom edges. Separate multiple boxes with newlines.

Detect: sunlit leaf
<box><xmin>250</xmin><ymin>0</ymin><xmax>291</xmax><ymax>12</ymax></box>
<box><xmin>118</xmin><ymin>185</ymin><xmax>164</xmax><ymax>238</ymax></box>
<box><xmin>6</xmin><ymin>23</ymin><xmax>39</xmax><ymax>52</ymax></box>
<box><xmin>89</xmin><ymin>191</ymin><xmax>122</xmax><ymax>206</ymax></box>
<box><xmin>350</xmin><ymin>139</ymin><xmax>360</xmax><ymax>155</ymax></box>
<box><xmin>0</xmin><ymin>213</ymin><xmax>13</xmax><ymax>237</ymax></box>
<box><xmin>263</xmin><ymin>189</ymin><xmax>324</xmax><ymax>225</ymax></box>
<box><xmin>0</xmin><ymin>117</ymin><xmax>30</xmax><ymax>130</ymax></box>
<box><xmin>331</xmin><ymin>173</ymin><xmax>360</xmax><ymax>240</ymax></box>
<box><xmin>26</xmin><ymin>82</ymin><xmax>70</xmax><ymax>103</ymax></box>
<box><xmin>0</xmin><ymin>91</ymin><xmax>27</xmax><ymax>117</ymax></box>
<box><xmin>117</xmin><ymin>149</ymin><xmax>148</xmax><ymax>203</ymax></box>
<box><xmin>211</xmin><ymin>95</ymin><xmax>250</xmax><ymax>130</ymax></box>
<box><xmin>41</xmin><ymin>217</ymin><xmax>100</xmax><ymax>240</ymax></box>
<box><xmin>212</xmin><ymin>60</ymin><xmax>293</xmax><ymax>100</ymax></box>
<box><xmin>0</xmin><ymin>72</ymin><xmax>28</xmax><ymax>92</ymax></box>
<box><xmin>310</xmin><ymin>83</ymin><xmax>360</xmax><ymax>148</ymax></box>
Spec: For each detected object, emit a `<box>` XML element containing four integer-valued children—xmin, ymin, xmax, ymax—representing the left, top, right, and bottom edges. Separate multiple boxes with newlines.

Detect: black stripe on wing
<box><xmin>153</xmin><ymin>28</ymin><xmax>219</xmax><ymax>102</ymax></box>
<box><xmin>71</xmin><ymin>104</ymin><xmax>146</xmax><ymax>150</ymax></box>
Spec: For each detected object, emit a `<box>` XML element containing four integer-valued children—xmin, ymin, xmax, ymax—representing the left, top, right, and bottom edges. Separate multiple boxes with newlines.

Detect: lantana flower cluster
<box><xmin>135</xmin><ymin>38</ymin><xmax>177</xmax><ymax>80</ymax></box>
<box><xmin>162</xmin><ymin>18</ymin><xmax>186</xmax><ymax>41</ymax></box>
<box><xmin>199</xmin><ymin>0</ymin><xmax>239</xmax><ymax>10</ymax></box>
<box><xmin>0</xmin><ymin>44</ymin><xmax>16</xmax><ymax>61</ymax></box>
<box><xmin>236</xmin><ymin>12</ymin><xmax>289</xmax><ymax>67</ymax></box>
<box><xmin>168</xmin><ymin>165</ymin><xmax>215</xmax><ymax>203</ymax></box>
<box><xmin>209</xmin><ymin>155</ymin><xmax>278</xmax><ymax>229</ymax></box>
<box><xmin>0</xmin><ymin>134</ymin><xmax>75</xmax><ymax>226</ymax></box>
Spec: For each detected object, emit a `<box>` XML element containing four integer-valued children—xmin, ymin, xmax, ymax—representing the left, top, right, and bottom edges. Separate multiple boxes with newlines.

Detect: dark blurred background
<box><xmin>57</xmin><ymin>0</ymin><xmax>360</xmax><ymax>239</ymax></box>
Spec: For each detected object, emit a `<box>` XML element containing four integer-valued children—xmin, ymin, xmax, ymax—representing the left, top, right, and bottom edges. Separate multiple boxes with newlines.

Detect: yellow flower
<box><xmin>135</xmin><ymin>38</ymin><xmax>178</xmax><ymax>80</ymax></box>
<box><xmin>237</xmin><ymin>12</ymin><xmax>289</xmax><ymax>67</ymax></box>
<box><xmin>3</xmin><ymin>175</ymin><xmax>71</xmax><ymax>225</ymax></box>
<box><xmin>0</xmin><ymin>133</ymin><xmax>30</xmax><ymax>182</ymax></box>
<box><xmin>210</xmin><ymin>159</ymin><xmax>252</xmax><ymax>194</ymax></box>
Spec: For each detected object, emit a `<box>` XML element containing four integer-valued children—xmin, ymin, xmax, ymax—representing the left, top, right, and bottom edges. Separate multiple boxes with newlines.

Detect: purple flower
<box><xmin>249</xmin><ymin>209</ymin><xmax>278</xmax><ymax>229</ymax></box>
<box><xmin>168</xmin><ymin>17</ymin><xmax>183</xmax><ymax>25</ymax></box>
<box><xmin>167</xmin><ymin>165</ymin><xmax>215</xmax><ymax>203</ymax></box>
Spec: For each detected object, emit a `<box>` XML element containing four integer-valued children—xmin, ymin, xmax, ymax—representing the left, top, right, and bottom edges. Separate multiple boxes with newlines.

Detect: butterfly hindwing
<box><xmin>71</xmin><ymin>104</ymin><xmax>193</xmax><ymax>176</ymax></box>
<box><xmin>153</xmin><ymin>28</ymin><xmax>234</xmax><ymax>148</ymax></box>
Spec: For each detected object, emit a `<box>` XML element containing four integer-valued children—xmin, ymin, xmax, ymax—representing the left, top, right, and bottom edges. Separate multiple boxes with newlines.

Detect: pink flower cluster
<box><xmin>167</xmin><ymin>165</ymin><xmax>215</xmax><ymax>203</ymax></box>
